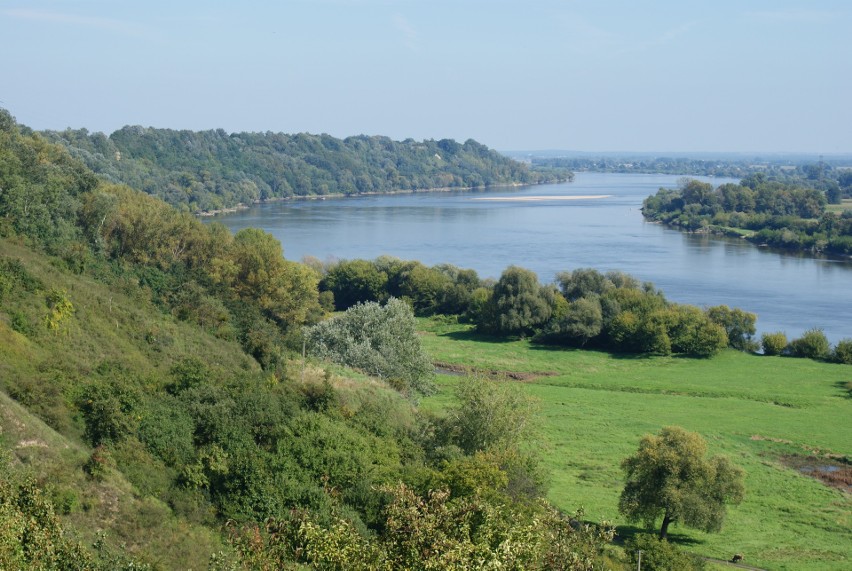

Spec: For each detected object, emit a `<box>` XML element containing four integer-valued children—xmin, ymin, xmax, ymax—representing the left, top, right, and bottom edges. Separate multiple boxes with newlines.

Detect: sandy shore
<box><xmin>470</xmin><ymin>195</ymin><xmax>611</xmax><ymax>201</ymax></box>
<box><xmin>197</xmin><ymin>180</ymin><xmax>575</xmax><ymax>217</ymax></box>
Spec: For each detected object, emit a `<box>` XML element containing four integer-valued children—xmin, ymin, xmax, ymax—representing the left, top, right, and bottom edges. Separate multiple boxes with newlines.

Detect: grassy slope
<box><xmin>419</xmin><ymin>318</ymin><xmax>851</xmax><ymax>571</ymax></box>
<box><xmin>0</xmin><ymin>237</ymin><xmax>260</xmax><ymax>567</ymax></box>
<box><xmin>0</xmin><ymin>391</ymin><xmax>227</xmax><ymax>567</ymax></box>
<box><xmin>0</xmin><ymin>236</ymin><xmax>421</xmax><ymax>568</ymax></box>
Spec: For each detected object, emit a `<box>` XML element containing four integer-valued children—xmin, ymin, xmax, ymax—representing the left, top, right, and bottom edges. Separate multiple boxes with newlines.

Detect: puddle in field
<box><xmin>781</xmin><ymin>455</ymin><xmax>852</xmax><ymax>493</ymax></box>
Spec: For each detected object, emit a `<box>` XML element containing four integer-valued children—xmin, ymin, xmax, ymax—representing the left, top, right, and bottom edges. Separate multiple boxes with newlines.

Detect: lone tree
<box><xmin>618</xmin><ymin>426</ymin><xmax>745</xmax><ymax>539</ymax></box>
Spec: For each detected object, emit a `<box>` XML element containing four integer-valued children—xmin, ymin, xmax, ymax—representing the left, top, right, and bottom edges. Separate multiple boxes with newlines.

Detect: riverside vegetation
<box><xmin>1</xmin><ymin>107</ymin><xmax>850</xmax><ymax>569</ymax></box>
<box><xmin>43</xmin><ymin>125</ymin><xmax>571</xmax><ymax>213</ymax></box>
<box><xmin>642</xmin><ymin>176</ymin><xmax>852</xmax><ymax>257</ymax></box>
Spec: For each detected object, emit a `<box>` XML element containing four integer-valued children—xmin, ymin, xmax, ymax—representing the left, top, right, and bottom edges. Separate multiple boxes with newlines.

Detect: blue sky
<box><xmin>2</xmin><ymin>0</ymin><xmax>850</xmax><ymax>152</ymax></box>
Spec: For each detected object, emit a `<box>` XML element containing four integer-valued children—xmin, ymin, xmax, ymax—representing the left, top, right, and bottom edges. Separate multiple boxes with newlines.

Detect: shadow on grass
<box><xmin>527</xmin><ymin>342</ymin><xmax>665</xmax><ymax>360</ymax></box>
<box><xmin>834</xmin><ymin>379</ymin><xmax>852</xmax><ymax>399</ymax></box>
<box><xmin>597</xmin><ymin>350</ymin><xmax>658</xmax><ymax>361</ymax></box>
<box><xmin>441</xmin><ymin>328</ymin><xmax>518</xmax><ymax>344</ymax></box>
<box><xmin>526</xmin><ymin>343</ymin><xmax>581</xmax><ymax>354</ymax></box>
<box><xmin>614</xmin><ymin>524</ymin><xmax>704</xmax><ymax>547</ymax></box>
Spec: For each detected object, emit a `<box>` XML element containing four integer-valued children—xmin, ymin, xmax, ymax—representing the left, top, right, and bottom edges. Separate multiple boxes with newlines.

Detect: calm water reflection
<box><xmin>212</xmin><ymin>173</ymin><xmax>852</xmax><ymax>343</ymax></box>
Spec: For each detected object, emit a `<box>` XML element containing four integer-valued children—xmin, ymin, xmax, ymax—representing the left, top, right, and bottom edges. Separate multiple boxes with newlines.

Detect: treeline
<box><xmin>533</xmin><ymin>156</ymin><xmax>756</xmax><ymax>178</ymax></box>
<box><xmin>42</xmin><ymin>125</ymin><xmax>571</xmax><ymax>213</ymax></box>
<box><xmin>318</xmin><ymin>257</ymin><xmax>852</xmax><ymax>364</ymax></box>
<box><xmin>318</xmin><ymin>258</ymin><xmax>738</xmax><ymax>357</ymax></box>
<box><xmin>643</xmin><ymin>176</ymin><xmax>852</xmax><ymax>256</ymax></box>
<box><xmin>534</xmin><ymin>156</ymin><xmax>852</xmax><ymax>199</ymax></box>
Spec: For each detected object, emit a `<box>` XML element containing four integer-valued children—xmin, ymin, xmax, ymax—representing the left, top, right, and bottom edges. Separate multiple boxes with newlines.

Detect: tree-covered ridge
<box><xmin>43</xmin><ymin>126</ymin><xmax>571</xmax><ymax>212</ymax></box>
<box><xmin>642</xmin><ymin>176</ymin><xmax>852</xmax><ymax>256</ymax></box>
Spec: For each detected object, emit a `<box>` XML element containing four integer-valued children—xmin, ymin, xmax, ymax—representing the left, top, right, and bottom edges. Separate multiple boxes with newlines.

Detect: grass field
<box><xmin>418</xmin><ymin>318</ymin><xmax>852</xmax><ymax>571</ymax></box>
<box><xmin>826</xmin><ymin>199</ymin><xmax>852</xmax><ymax>214</ymax></box>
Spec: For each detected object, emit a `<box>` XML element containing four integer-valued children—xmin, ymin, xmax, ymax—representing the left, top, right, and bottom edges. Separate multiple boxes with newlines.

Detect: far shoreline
<box><xmin>197</xmin><ymin>178</ymin><xmax>572</xmax><ymax>217</ymax></box>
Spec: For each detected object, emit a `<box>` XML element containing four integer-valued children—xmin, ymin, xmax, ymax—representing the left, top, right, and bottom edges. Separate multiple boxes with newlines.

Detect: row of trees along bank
<box><xmin>642</xmin><ymin>176</ymin><xmax>852</xmax><ymax>256</ymax></box>
<box><xmin>317</xmin><ymin>257</ymin><xmax>852</xmax><ymax>363</ymax></box>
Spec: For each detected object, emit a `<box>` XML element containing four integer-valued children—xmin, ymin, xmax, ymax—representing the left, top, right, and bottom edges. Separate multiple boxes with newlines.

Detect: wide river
<box><xmin>212</xmin><ymin>173</ymin><xmax>852</xmax><ymax>343</ymax></box>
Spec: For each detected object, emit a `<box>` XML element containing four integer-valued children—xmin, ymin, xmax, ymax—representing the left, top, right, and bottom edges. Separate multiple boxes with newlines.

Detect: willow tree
<box><xmin>618</xmin><ymin>426</ymin><xmax>744</xmax><ymax>539</ymax></box>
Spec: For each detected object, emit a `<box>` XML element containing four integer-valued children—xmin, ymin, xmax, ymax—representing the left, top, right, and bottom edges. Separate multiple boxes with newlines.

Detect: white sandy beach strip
<box><xmin>471</xmin><ymin>195</ymin><xmax>611</xmax><ymax>202</ymax></box>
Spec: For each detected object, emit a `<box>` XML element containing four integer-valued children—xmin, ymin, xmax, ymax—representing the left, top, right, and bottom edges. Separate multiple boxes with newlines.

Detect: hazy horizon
<box><xmin>2</xmin><ymin>1</ymin><xmax>850</xmax><ymax>154</ymax></box>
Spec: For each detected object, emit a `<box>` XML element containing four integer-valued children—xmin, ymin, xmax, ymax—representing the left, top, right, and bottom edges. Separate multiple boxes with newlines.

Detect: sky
<box><xmin>2</xmin><ymin>0</ymin><xmax>850</xmax><ymax>153</ymax></box>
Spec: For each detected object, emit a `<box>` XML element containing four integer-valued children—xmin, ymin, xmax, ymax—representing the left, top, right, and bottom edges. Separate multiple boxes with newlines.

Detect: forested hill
<box><xmin>43</xmin><ymin>126</ymin><xmax>570</xmax><ymax>212</ymax></box>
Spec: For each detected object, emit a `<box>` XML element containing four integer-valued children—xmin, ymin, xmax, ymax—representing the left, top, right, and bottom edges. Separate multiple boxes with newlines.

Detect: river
<box><xmin>210</xmin><ymin>173</ymin><xmax>852</xmax><ymax>344</ymax></box>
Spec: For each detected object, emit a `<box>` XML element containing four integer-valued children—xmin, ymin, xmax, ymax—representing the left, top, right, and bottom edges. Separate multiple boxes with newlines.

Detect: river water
<box><xmin>211</xmin><ymin>173</ymin><xmax>852</xmax><ymax>343</ymax></box>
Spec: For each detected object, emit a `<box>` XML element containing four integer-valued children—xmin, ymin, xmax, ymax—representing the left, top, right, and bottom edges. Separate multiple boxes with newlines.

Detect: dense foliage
<box><xmin>314</xmin><ymin>256</ymin><xmax>852</xmax><ymax>361</ymax></box>
<box><xmin>642</xmin><ymin>177</ymin><xmax>852</xmax><ymax>256</ymax></box>
<box><xmin>44</xmin><ymin>126</ymin><xmax>571</xmax><ymax>212</ymax></box>
<box><xmin>0</xmin><ymin>472</ymin><xmax>148</xmax><ymax>570</ymax></box>
<box><xmin>304</xmin><ymin>298</ymin><xmax>434</xmax><ymax>395</ymax></box>
<box><xmin>618</xmin><ymin>426</ymin><xmax>745</xmax><ymax>540</ymax></box>
<box><xmin>1</xmin><ymin>108</ymin><xmax>615</xmax><ymax>567</ymax></box>
<box><xmin>623</xmin><ymin>534</ymin><xmax>705</xmax><ymax>571</ymax></box>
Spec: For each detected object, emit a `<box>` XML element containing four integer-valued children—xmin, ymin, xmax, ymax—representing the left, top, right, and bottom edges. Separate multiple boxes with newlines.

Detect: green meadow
<box><xmin>418</xmin><ymin>318</ymin><xmax>852</xmax><ymax>571</ymax></box>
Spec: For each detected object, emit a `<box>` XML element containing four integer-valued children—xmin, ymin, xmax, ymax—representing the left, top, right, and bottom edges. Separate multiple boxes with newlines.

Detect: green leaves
<box><xmin>305</xmin><ymin>298</ymin><xmax>434</xmax><ymax>395</ymax></box>
<box><xmin>442</xmin><ymin>376</ymin><xmax>539</xmax><ymax>456</ymax></box>
<box><xmin>619</xmin><ymin>426</ymin><xmax>745</xmax><ymax>539</ymax></box>
<box><xmin>45</xmin><ymin>126</ymin><xmax>559</xmax><ymax>212</ymax></box>
<box><xmin>43</xmin><ymin>288</ymin><xmax>74</xmax><ymax>334</ymax></box>
<box><xmin>478</xmin><ymin>266</ymin><xmax>555</xmax><ymax>336</ymax></box>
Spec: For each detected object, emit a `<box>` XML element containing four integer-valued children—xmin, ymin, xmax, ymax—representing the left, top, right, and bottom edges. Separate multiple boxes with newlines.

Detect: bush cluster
<box><xmin>643</xmin><ymin>176</ymin><xmax>852</xmax><ymax>255</ymax></box>
<box><xmin>760</xmin><ymin>328</ymin><xmax>851</xmax><ymax>363</ymax></box>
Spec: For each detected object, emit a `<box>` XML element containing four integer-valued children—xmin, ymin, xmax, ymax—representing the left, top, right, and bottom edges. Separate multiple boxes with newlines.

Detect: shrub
<box><xmin>624</xmin><ymin>533</ymin><xmax>705</xmax><ymax>571</ymax></box>
<box><xmin>138</xmin><ymin>397</ymin><xmax>196</xmax><ymax>467</ymax></box>
<box><xmin>441</xmin><ymin>375</ymin><xmax>539</xmax><ymax>455</ymax></box>
<box><xmin>9</xmin><ymin>310</ymin><xmax>33</xmax><ymax>336</ymax></box>
<box><xmin>706</xmin><ymin>305</ymin><xmax>757</xmax><ymax>351</ymax></box>
<box><xmin>169</xmin><ymin>281</ymin><xmax>235</xmax><ymax>339</ymax></box>
<box><xmin>78</xmin><ymin>382</ymin><xmax>141</xmax><ymax>446</ymax></box>
<box><xmin>304</xmin><ymin>298</ymin><xmax>433</xmax><ymax>395</ymax></box>
<box><xmin>831</xmin><ymin>338</ymin><xmax>852</xmax><ymax>365</ymax></box>
<box><xmin>665</xmin><ymin>305</ymin><xmax>728</xmax><ymax>357</ymax></box>
<box><xmin>0</xmin><ymin>257</ymin><xmax>43</xmax><ymax>300</ymax></box>
<box><xmin>761</xmin><ymin>331</ymin><xmax>788</xmax><ymax>356</ymax></box>
<box><xmin>51</xmin><ymin>488</ymin><xmax>80</xmax><ymax>515</ymax></box>
<box><xmin>321</xmin><ymin>259</ymin><xmax>388</xmax><ymax>310</ymax></box>
<box><xmin>536</xmin><ymin>296</ymin><xmax>603</xmax><ymax>346</ymax></box>
<box><xmin>43</xmin><ymin>288</ymin><xmax>74</xmax><ymax>333</ymax></box>
<box><xmin>0</xmin><ymin>474</ymin><xmax>100</xmax><ymax>569</ymax></box>
<box><xmin>166</xmin><ymin>357</ymin><xmax>210</xmax><ymax>395</ymax></box>
<box><xmin>83</xmin><ymin>445</ymin><xmax>112</xmax><ymax>481</ymax></box>
<box><xmin>609</xmin><ymin>311</ymin><xmax>672</xmax><ymax>355</ymax></box>
<box><xmin>477</xmin><ymin>266</ymin><xmax>555</xmax><ymax>336</ymax></box>
<box><xmin>789</xmin><ymin>328</ymin><xmax>830</xmax><ymax>360</ymax></box>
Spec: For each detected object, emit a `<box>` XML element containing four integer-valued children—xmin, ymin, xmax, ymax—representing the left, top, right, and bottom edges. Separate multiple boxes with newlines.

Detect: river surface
<box><xmin>211</xmin><ymin>173</ymin><xmax>852</xmax><ymax>343</ymax></box>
